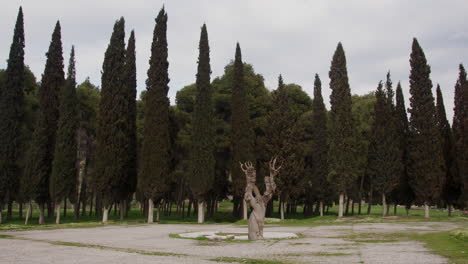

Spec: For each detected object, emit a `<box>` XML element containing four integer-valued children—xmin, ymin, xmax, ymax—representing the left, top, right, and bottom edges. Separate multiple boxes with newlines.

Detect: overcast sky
<box><xmin>1</xmin><ymin>0</ymin><xmax>467</xmax><ymax>120</ymax></box>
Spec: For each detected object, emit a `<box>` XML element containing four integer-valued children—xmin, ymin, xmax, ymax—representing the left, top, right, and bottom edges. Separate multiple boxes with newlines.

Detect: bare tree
<box><xmin>240</xmin><ymin>158</ymin><xmax>281</xmax><ymax>240</ymax></box>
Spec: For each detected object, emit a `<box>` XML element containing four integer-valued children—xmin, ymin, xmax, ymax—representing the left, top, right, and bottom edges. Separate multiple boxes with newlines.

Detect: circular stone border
<box><xmin>177</xmin><ymin>231</ymin><xmax>298</xmax><ymax>241</ymax></box>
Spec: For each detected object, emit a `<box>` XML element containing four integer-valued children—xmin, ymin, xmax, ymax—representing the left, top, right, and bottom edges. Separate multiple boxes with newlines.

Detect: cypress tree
<box><xmin>95</xmin><ymin>17</ymin><xmax>127</xmax><ymax>222</ymax></box>
<box><xmin>230</xmin><ymin>43</ymin><xmax>254</xmax><ymax>219</ymax></box>
<box><xmin>190</xmin><ymin>24</ymin><xmax>215</xmax><ymax>223</ymax></box>
<box><xmin>407</xmin><ymin>38</ymin><xmax>445</xmax><ymax>217</ymax></box>
<box><xmin>50</xmin><ymin>47</ymin><xmax>78</xmax><ymax>224</ymax></box>
<box><xmin>310</xmin><ymin>74</ymin><xmax>328</xmax><ymax>216</ymax></box>
<box><xmin>0</xmin><ymin>7</ymin><xmax>25</xmax><ymax>223</ymax></box>
<box><xmin>121</xmin><ymin>30</ymin><xmax>137</xmax><ymax>219</ymax></box>
<box><xmin>327</xmin><ymin>42</ymin><xmax>359</xmax><ymax>217</ymax></box>
<box><xmin>139</xmin><ymin>8</ymin><xmax>171</xmax><ymax>223</ymax></box>
<box><xmin>452</xmin><ymin>64</ymin><xmax>468</xmax><ymax>208</ymax></box>
<box><xmin>436</xmin><ymin>85</ymin><xmax>459</xmax><ymax>215</ymax></box>
<box><xmin>391</xmin><ymin>83</ymin><xmax>414</xmax><ymax>214</ymax></box>
<box><xmin>24</xmin><ymin>21</ymin><xmax>65</xmax><ymax>224</ymax></box>
<box><xmin>366</xmin><ymin>74</ymin><xmax>401</xmax><ymax>216</ymax></box>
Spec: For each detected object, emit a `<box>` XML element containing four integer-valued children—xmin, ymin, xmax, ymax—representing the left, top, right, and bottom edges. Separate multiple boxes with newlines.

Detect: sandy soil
<box><xmin>0</xmin><ymin>221</ymin><xmax>463</xmax><ymax>264</ymax></box>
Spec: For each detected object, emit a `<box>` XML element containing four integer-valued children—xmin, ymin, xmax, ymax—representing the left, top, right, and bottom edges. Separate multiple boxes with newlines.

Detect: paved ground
<box><xmin>0</xmin><ymin>222</ymin><xmax>463</xmax><ymax>263</ymax></box>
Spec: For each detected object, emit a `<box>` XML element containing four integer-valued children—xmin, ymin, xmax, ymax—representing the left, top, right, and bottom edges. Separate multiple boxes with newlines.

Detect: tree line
<box><xmin>0</xmin><ymin>6</ymin><xmax>467</xmax><ymax>224</ymax></box>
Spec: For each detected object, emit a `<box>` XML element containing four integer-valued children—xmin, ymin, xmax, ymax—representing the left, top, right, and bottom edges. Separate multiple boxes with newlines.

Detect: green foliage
<box><xmin>327</xmin><ymin>43</ymin><xmax>359</xmax><ymax>194</ymax></box>
<box><xmin>407</xmin><ymin>38</ymin><xmax>445</xmax><ymax>205</ymax></box>
<box><xmin>190</xmin><ymin>24</ymin><xmax>215</xmax><ymax>199</ymax></box>
<box><xmin>24</xmin><ymin>21</ymin><xmax>65</xmax><ymax>204</ymax></box>
<box><xmin>95</xmin><ymin>17</ymin><xmax>128</xmax><ymax>207</ymax></box>
<box><xmin>50</xmin><ymin>47</ymin><xmax>78</xmax><ymax>203</ymax></box>
<box><xmin>139</xmin><ymin>8</ymin><xmax>171</xmax><ymax>200</ymax></box>
<box><xmin>0</xmin><ymin>7</ymin><xmax>25</xmax><ymax>205</ymax></box>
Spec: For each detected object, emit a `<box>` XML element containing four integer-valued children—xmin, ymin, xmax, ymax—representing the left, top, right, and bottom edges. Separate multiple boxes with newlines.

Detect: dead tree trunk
<box><xmin>240</xmin><ymin>158</ymin><xmax>281</xmax><ymax>240</ymax></box>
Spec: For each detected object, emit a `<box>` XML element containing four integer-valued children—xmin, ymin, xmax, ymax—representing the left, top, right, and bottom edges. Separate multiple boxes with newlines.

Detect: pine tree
<box><xmin>121</xmin><ymin>30</ymin><xmax>137</xmax><ymax>219</ymax></box>
<box><xmin>435</xmin><ymin>85</ymin><xmax>460</xmax><ymax>215</ymax></box>
<box><xmin>407</xmin><ymin>38</ymin><xmax>445</xmax><ymax>217</ymax></box>
<box><xmin>190</xmin><ymin>24</ymin><xmax>215</xmax><ymax>223</ymax></box>
<box><xmin>95</xmin><ymin>17</ymin><xmax>127</xmax><ymax>222</ymax></box>
<box><xmin>230</xmin><ymin>43</ymin><xmax>254</xmax><ymax>219</ymax></box>
<box><xmin>50</xmin><ymin>46</ymin><xmax>78</xmax><ymax>224</ymax></box>
<box><xmin>23</xmin><ymin>21</ymin><xmax>65</xmax><ymax>224</ymax></box>
<box><xmin>391</xmin><ymin>83</ymin><xmax>414</xmax><ymax>214</ymax></box>
<box><xmin>310</xmin><ymin>74</ymin><xmax>328</xmax><ymax>216</ymax></box>
<box><xmin>327</xmin><ymin>42</ymin><xmax>359</xmax><ymax>217</ymax></box>
<box><xmin>139</xmin><ymin>8</ymin><xmax>171</xmax><ymax>223</ymax></box>
<box><xmin>452</xmin><ymin>64</ymin><xmax>468</xmax><ymax>208</ymax></box>
<box><xmin>366</xmin><ymin>73</ymin><xmax>401</xmax><ymax>216</ymax></box>
<box><xmin>0</xmin><ymin>7</ymin><xmax>25</xmax><ymax>223</ymax></box>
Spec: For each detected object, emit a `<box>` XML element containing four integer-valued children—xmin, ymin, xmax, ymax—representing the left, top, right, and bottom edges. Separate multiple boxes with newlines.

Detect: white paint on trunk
<box><xmin>148</xmin><ymin>199</ymin><xmax>154</xmax><ymax>223</ymax></box>
<box><xmin>424</xmin><ymin>202</ymin><xmax>430</xmax><ymax>218</ymax></box>
<box><xmin>338</xmin><ymin>193</ymin><xmax>344</xmax><ymax>217</ymax></box>
<box><xmin>382</xmin><ymin>193</ymin><xmax>387</xmax><ymax>217</ymax></box>
<box><xmin>319</xmin><ymin>201</ymin><xmax>324</xmax><ymax>217</ymax></box>
<box><xmin>280</xmin><ymin>201</ymin><xmax>285</xmax><ymax>220</ymax></box>
<box><xmin>102</xmin><ymin>207</ymin><xmax>109</xmax><ymax>223</ymax></box>
<box><xmin>197</xmin><ymin>200</ymin><xmax>205</xmax><ymax>223</ymax></box>
<box><xmin>55</xmin><ymin>203</ymin><xmax>61</xmax><ymax>224</ymax></box>
<box><xmin>25</xmin><ymin>201</ymin><xmax>32</xmax><ymax>225</ymax></box>
<box><xmin>38</xmin><ymin>204</ymin><xmax>45</xmax><ymax>224</ymax></box>
<box><xmin>243</xmin><ymin>199</ymin><xmax>248</xmax><ymax>220</ymax></box>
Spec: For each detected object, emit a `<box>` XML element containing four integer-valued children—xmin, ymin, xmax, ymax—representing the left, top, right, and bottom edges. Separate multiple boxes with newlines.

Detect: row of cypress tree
<box><xmin>1</xmin><ymin>6</ymin><xmax>467</xmax><ymax>224</ymax></box>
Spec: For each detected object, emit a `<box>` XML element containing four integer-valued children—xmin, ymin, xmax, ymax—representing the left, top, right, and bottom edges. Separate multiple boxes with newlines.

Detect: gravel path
<box><xmin>0</xmin><ymin>222</ymin><xmax>463</xmax><ymax>263</ymax></box>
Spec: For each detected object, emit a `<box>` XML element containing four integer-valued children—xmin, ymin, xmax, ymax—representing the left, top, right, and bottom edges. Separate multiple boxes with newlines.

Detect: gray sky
<box><xmin>1</xmin><ymin>0</ymin><xmax>467</xmax><ymax>120</ymax></box>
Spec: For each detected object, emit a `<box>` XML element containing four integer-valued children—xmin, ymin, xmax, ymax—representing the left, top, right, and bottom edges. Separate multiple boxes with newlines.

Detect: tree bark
<box><xmin>280</xmin><ymin>201</ymin><xmax>285</xmax><ymax>220</ymax></box>
<box><xmin>120</xmin><ymin>200</ymin><xmax>125</xmax><ymax>221</ymax></box>
<box><xmin>382</xmin><ymin>193</ymin><xmax>387</xmax><ymax>217</ymax></box>
<box><xmin>424</xmin><ymin>202</ymin><xmax>430</xmax><ymax>218</ymax></box>
<box><xmin>338</xmin><ymin>193</ymin><xmax>344</xmax><ymax>217</ymax></box>
<box><xmin>147</xmin><ymin>198</ymin><xmax>154</xmax><ymax>223</ymax></box>
<box><xmin>38</xmin><ymin>203</ymin><xmax>45</xmax><ymax>224</ymax></box>
<box><xmin>55</xmin><ymin>202</ymin><xmax>61</xmax><ymax>224</ymax></box>
<box><xmin>25</xmin><ymin>201</ymin><xmax>32</xmax><ymax>225</ymax></box>
<box><xmin>0</xmin><ymin>209</ymin><xmax>2</xmax><ymax>224</ymax></box>
<box><xmin>7</xmin><ymin>200</ymin><xmax>12</xmax><ymax>220</ymax></box>
<box><xmin>448</xmin><ymin>204</ymin><xmax>452</xmax><ymax>217</ymax></box>
<box><xmin>19</xmin><ymin>202</ymin><xmax>23</xmax><ymax>219</ymax></box>
<box><xmin>243</xmin><ymin>199</ymin><xmax>248</xmax><ymax>220</ymax></box>
<box><xmin>63</xmin><ymin>199</ymin><xmax>67</xmax><ymax>217</ymax></box>
<box><xmin>156</xmin><ymin>203</ymin><xmax>160</xmax><ymax>222</ymax></box>
<box><xmin>197</xmin><ymin>200</ymin><xmax>205</xmax><ymax>223</ymax></box>
<box><xmin>319</xmin><ymin>201</ymin><xmax>324</xmax><ymax>217</ymax></box>
<box><xmin>102</xmin><ymin>206</ymin><xmax>109</xmax><ymax>223</ymax></box>
<box><xmin>394</xmin><ymin>203</ymin><xmax>397</xmax><ymax>216</ymax></box>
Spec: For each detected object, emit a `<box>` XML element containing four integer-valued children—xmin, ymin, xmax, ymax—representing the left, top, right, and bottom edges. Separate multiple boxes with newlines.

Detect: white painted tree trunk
<box><xmin>148</xmin><ymin>198</ymin><xmax>154</xmax><ymax>223</ymax></box>
<box><xmin>102</xmin><ymin>207</ymin><xmax>109</xmax><ymax>223</ymax></box>
<box><xmin>243</xmin><ymin>200</ymin><xmax>248</xmax><ymax>220</ymax></box>
<box><xmin>382</xmin><ymin>193</ymin><xmax>387</xmax><ymax>217</ymax></box>
<box><xmin>197</xmin><ymin>200</ymin><xmax>205</xmax><ymax>223</ymax></box>
<box><xmin>280</xmin><ymin>201</ymin><xmax>285</xmax><ymax>220</ymax></box>
<box><xmin>424</xmin><ymin>202</ymin><xmax>430</xmax><ymax>218</ymax></box>
<box><xmin>25</xmin><ymin>201</ymin><xmax>32</xmax><ymax>225</ymax></box>
<box><xmin>338</xmin><ymin>193</ymin><xmax>344</xmax><ymax>217</ymax></box>
<box><xmin>55</xmin><ymin>203</ymin><xmax>61</xmax><ymax>224</ymax></box>
<box><xmin>319</xmin><ymin>201</ymin><xmax>324</xmax><ymax>217</ymax></box>
<box><xmin>38</xmin><ymin>204</ymin><xmax>45</xmax><ymax>224</ymax></box>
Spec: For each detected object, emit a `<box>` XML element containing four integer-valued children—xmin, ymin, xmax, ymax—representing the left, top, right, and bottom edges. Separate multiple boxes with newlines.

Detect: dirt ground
<box><xmin>0</xmin><ymin>221</ymin><xmax>464</xmax><ymax>264</ymax></box>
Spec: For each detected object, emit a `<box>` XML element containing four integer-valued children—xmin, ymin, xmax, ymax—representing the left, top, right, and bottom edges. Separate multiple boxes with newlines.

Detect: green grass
<box><xmin>210</xmin><ymin>257</ymin><xmax>288</xmax><ymax>264</ymax></box>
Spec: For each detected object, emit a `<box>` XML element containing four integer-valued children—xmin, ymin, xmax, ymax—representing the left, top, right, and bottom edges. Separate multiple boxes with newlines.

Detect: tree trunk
<box><xmin>38</xmin><ymin>203</ymin><xmax>45</xmax><ymax>224</ymax></box>
<box><xmin>187</xmin><ymin>200</ymin><xmax>192</xmax><ymax>217</ymax></box>
<box><xmin>345</xmin><ymin>196</ymin><xmax>350</xmax><ymax>216</ymax></box>
<box><xmin>156</xmin><ymin>203</ymin><xmax>160</xmax><ymax>222</ymax></box>
<box><xmin>351</xmin><ymin>200</ymin><xmax>355</xmax><ymax>215</ymax></box>
<box><xmin>394</xmin><ymin>203</ymin><xmax>397</xmax><ymax>216</ymax></box>
<box><xmin>243</xmin><ymin>199</ymin><xmax>248</xmax><ymax>220</ymax></box>
<box><xmin>280</xmin><ymin>201</ymin><xmax>285</xmax><ymax>220</ymax></box>
<box><xmin>338</xmin><ymin>193</ymin><xmax>344</xmax><ymax>217</ymax></box>
<box><xmin>102</xmin><ymin>206</ymin><xmax>109</xmax><ymax>223</ymax></box>
<box><xmin>0</xmin><ymin>208</ymin><xmax>2</xmax><ymax>224</ymax></box>
<box><xmin>367</xmin><ymin>190</ymin><xmax>373</xmax><ymax>215</ymax></box>
<box><xmin>198</xmin><ymin>200</ymin><xmax>205</xmax><ymax>223</ymax></box>
<box><xmin>7</xmin><ymin>200</ymin><xmax>12</xmax><ymax>220</ymax></box>
<box><xmin>55</xmin><ymin>202</ymin><xmax>61</xmax><ymax>224</ymax></box>
<box><xmin>64</xmin><ymin>199</ymin><xmax>67</xmax><ymax>218</ymax></box>
<box><xmin>358</xmin><ymin>200</ymin><xmax>362</xmax><ymax>215</ymax></box>
<box><xmin>147</xmin><ymin>198</ymin><xmax>154</xmax><ymax>223</ymax></box>
<box><xmin>25</xmin><ymin>201</ymin><xmax>32</xmax><ymax>225</ymax></box>
<box><xmin>19</xmin><ymin>202</ymin><xmax>23</xmax><ymax>219</ymax></box>
<box><xmin>448</xmin><ymin>204</ymin><xmax>452</xmax><ymax>217</ymax></box>
<box><xmin>424</xmin><ymin>202</ymin><xmax>430</xmax><ymax>218</ymax></box>
<box><xmin>120</xmin><ymin>200</ymin><xmax>125</xmax><ymax>221</ymax></box>
<box><xmin>319</xmin><ymin>201</ymin><xmax>324</xmax><ymax>217</ymax></box>
<box><xmin>382</xmin><ymin>193</ymin><xmax>387</xmax><ymax>217</ymax></box>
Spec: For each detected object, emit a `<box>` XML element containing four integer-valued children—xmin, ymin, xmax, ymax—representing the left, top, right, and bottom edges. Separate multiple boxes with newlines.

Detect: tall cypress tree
<box><xmin>0</xmin><ymin>7</ymin><xmax>25</xmax><ymax>223</ymax></box>
<box><xmin>121</xmin><ymin>30</ymin><xmax>137</xmax><ymax>219</ymax></box>
<box><xmin>50</xmin><ymin>46</ymin><xmax>78</xmax><ymax>224</ymax></box>
<box><xmin>436</xmin><ymin>85</ymin><xmax>459</xmax><ymax>215</ymax></box>
<box><xmin>24</xmin><ymin>21</ymin><xmax>65</xmax><ymax>224</ymax></box>
<box><xmin>366</xmin><ymin>74</ymin><xmax>401</xmax><ymax>216</ymax></box>
<box><xmin>230</xmin><ymin>43</ymin><xmax>254</xmax><ymax>218</ymax></box>
<box><xmin>190</xmin><ymin>24</ymin><xmax>215</xmax><ymax>223</ymax></box>
<box><xmin>391</xmin><ymin>83</ymin><xmax>414</xmax><ymax>214</ymax></box>
<box><xmin>310</xmin><ymin>74</ymin><xmax>328</xmax><ymax>216</ymax></box>
<box><xmin>407</xmin><ymin>38</ymin><xmax>445</xmax><ymax>217</ymax></box>
<box><xmin>139</xmin><ymin>8</ymin><xmax>171</xmax><ymax>223</ymax></box>
<box><xmin>327</xmin><ymin>42</ymin><xmax>358</xmax><ymax>217</ymax></box>
<box><xmin>452</xmin><ymin>64</ymin><xmax>468</xmax><ymax>208</ymax></box>
<box><xmin>95</xmin><ymin>17</ymin><xmax>127</xmax><ymax>222</ymax></box>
